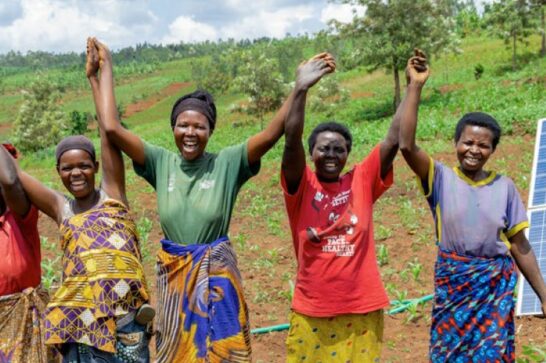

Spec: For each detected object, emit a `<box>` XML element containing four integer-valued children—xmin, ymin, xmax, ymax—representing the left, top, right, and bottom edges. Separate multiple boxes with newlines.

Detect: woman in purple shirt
<box><xmin>399</xmin><ymin>50</ymin><xmax>546</xmax><ymax>362</ymax></box>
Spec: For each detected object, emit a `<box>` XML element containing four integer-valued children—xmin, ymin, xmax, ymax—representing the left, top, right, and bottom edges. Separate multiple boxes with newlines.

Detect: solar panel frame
<box><xmin>516</xmin><ymin>118</ymin><xmax>546</xmax><ymax>316</ymax></box>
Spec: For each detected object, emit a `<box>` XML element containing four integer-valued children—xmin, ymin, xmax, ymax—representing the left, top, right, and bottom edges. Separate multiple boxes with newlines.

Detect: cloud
<box><xmin>161</xmin><ymin>16</ymin><xmax>219</xmax><ymax>44</ymax></box>
<box><xmin>220</xmin><ymin>5</ymin><xmax>314</xmax><ymax>41</ymax></box>
<box><xmin>320</xmin><ymin>3</ymin><xmax>365</xmax><ymax>24</ymax></box>
<box><xmin>0</xmin><ymin>0</ymin><xmax>341</xmax><ymax>53</ymax></box>
<box><xmin>0</xmin><ymin>0</ymin><xmax>160</xmax><ymax>53</ymax></box>
<box><xmin>0</xmin><ymin>1</ymin><xmax>22</xmax><ymax>26</ymax></box>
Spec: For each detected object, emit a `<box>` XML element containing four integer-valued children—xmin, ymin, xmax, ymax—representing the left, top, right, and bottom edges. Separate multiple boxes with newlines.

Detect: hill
<box><xmin>3</xmin><ymin>34</ymin><xmax>546</xmax><ymax>361</ymax></box>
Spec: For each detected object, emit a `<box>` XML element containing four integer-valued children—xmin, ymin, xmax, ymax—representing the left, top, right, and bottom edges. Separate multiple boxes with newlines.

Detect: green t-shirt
<box><xmin>134</xmin><ymin>141</ymin><xmax>259</xmax><ymax>244</ymax></box>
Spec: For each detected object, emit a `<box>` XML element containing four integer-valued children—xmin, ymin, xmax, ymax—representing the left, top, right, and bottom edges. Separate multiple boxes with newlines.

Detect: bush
<box><xmin>69</xmin><ymin>110</ymin><xmax>91</xmax><ymax>134</ymax></box>
<box><xmin>13</xmin><ymin>76</ymin><xmax>69</xmax><ymax>152</ymax></box>
<box><xmin>309</xmin><ymin>74</ymin><xmax>350</xmax><ymax>116</ymax></box>
<box><xmin>233</xmin><ymin>51</ymin><xmax>286</xmax><ymax>127</ymax></box>
<box><xmin>474</xmin><ymin>63</ymin><xmax>484</xmax><ymax>80</ymax></box>
<box><xmin>190</xmin><ymin>57</ymin><xmax>231</xmax><ymax>95</ymax></box>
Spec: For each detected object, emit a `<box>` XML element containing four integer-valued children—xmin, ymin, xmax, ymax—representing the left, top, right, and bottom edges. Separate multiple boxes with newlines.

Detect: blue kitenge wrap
<box><xmin>155</xmin><ymin>237</ymin><xmax>251</xmax><ymax>363</ymax></box>
<box><xmin>430</xmin><ymin>248</ymin><xmax>517</xmax><ymax>363</ymax></box>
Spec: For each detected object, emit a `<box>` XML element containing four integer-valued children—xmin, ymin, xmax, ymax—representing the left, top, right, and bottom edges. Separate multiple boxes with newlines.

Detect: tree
<box><xmin>332</xmin><ymin>0</ymin><xmax>459</xmax><ymax>111</ymax></box>
<box><xmin>529</xmin><ymin>0</ymin><xmax>546</xmax><ymax>56</ymax></box>
<box><xmin>190</xmin><ymin>57</ymin><xmax>231</xmax><ymax>95</ymax></box>
<box><xmin>233</xmin><ymin>51</ymin><xmax>286</xmax><ymax>128</ymax></box>
<box><xmin>485</xmin><ymin>0</ymin><xmax>534</xmax><ymax>70</ymax></box>
<box><xmin>13</xmin><ymin>76</ymin><xmax>69</xmax><ymax>152</ymax></box>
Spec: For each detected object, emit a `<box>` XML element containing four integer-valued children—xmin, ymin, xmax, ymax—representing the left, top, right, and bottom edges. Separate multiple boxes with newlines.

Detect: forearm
<box><xmin>97</xmin><ymin>60</ymin><xmax>122</xmax><ymax>133</ymax></box>
<box><xmin>0</xmin><ymin>146</ymin><xmax>18</xmax><ymax>186</ymax></box>
<box><xmin>284</xmin><ymin>88</ymin><xmax>307</xmax><ymax>147</ymax></box>
<box><xmin>399</xmin><ymin>84</ymin><xmax>423</xmax><ymax>152</ymax></box>
<box><xmin>511</xmin><ymin>240</ymin><xmax>546</xmax><ymax>303</ymax></box>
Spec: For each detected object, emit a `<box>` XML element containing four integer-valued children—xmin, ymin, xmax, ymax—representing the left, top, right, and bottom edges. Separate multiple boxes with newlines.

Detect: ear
<box><xmin>56</xmin><ymin>165</ymin><xmax>61</xmax><ymax>175</ymax></box>
<box><xmin>94</xmin><ymin>161</ymin><xmax>100</xmax><ymax>172</ymax></box>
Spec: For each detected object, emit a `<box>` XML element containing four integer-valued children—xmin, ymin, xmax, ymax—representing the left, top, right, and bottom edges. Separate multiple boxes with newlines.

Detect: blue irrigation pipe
<box><xmin>250</xmin><ymin>294</ymin><xmax>434</xmax><ymax>335</ymax></box>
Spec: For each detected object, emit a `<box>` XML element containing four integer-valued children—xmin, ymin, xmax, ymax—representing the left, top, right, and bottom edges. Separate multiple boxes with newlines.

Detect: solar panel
<box><xmin>516</xmin><ymin>118</ymin><xmax>546</xmax><ymax>316</ymax></box>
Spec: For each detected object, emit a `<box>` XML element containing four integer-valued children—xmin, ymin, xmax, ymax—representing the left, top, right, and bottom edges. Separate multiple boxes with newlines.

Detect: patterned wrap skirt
<box><xmin>155</xmin><ymin>237</ymin><xmax>251</xmax><ymax>363</ymax></box>
<box><xmin>286</xmin><ymin>310</ymin><xmax>383</xmax><ymax>363</ymax></box>
<box><xmin>0</xmin><ymin>286</ymin><xmax>55</xmax><ymax>363</ymax></box>
<box><xmin>430</xmin><ymin>248</ymin><xmax>517</xmax><ymax>363</ymax></box>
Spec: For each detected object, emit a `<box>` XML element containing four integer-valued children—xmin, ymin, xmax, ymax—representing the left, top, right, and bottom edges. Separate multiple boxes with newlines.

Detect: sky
<box><xmin>0</xmin><ymin>0</ymin><xmax>367</xmax><ymax>54</ymax></box>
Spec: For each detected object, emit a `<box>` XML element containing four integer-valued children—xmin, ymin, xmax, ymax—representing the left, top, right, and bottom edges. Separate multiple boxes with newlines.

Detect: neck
<box><xmin>73</xmin><ymin>189</ymin><xmax>100</xmax><ymax>214</ymax></box>
<box><xmin>459</xmin><ymin>166</ymin><xmax>488</xmax><ymax>182</ymax></box>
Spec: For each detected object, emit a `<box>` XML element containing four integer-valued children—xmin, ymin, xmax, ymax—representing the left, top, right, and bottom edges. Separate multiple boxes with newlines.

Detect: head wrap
<box><xmin>170</xmin><ymin>90</ymin><xmax>217</xmax><ymax>131</ymax></box>
<box><xmin>2</xmin><ymin>143</ymin><xmax>18</xmax><ymax>159</ymax></box>
<box><xmin>55</xmin><ymin>135</ymin><xmax>96</xmax><ymax>164</ymax></box>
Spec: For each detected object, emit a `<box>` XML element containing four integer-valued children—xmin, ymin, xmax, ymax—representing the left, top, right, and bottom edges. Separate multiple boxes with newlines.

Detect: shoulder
<box><xmin>218</xmin><ymin>142</ymin><xmax>246</xmax><ymax>158</ymax></box>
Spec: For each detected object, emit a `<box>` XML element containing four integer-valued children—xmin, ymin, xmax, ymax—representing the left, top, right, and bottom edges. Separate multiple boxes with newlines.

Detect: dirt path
<box><xmin>123</xmin><ymin>82</ymin><xmax>191</xmax><ymax>118</ymax></box>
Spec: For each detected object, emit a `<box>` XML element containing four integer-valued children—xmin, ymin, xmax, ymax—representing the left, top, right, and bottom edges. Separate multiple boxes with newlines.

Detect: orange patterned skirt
<box><xmin>0</xmin><ymin>286</ymin><xmax>56</xmax><ymax>363</ymax></box>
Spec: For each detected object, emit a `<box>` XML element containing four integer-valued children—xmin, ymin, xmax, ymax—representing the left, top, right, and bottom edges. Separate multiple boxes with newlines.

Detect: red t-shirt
<box><xmin>281</xmin><ymin>144</ymin><xmax>392</xmax><ymax>317</ymax></box>
<box><xmin>0</xmin><ymin>206</ymin><xmax>41</xmax><ymax>296</ymax></box>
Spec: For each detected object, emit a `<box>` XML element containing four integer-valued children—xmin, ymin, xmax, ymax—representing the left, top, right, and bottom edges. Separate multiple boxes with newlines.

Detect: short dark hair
<box><xmin>170</xmin><ymin>89</ymin><xmax>217</xmax><ymax>131</ymax></box>
<box><xmin>308</xmin><ymin>121</ymin><xmax>353</xmax><ymax>155</ymax></box>
<box><xmin>454</xmin><ymin>112</ymin><xmax>501</xmax><ymax>150</ymax></box>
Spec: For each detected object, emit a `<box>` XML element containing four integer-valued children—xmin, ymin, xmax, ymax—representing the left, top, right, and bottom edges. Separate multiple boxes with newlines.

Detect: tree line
<box><xmin>7</xmin><ymin>0</ymin><xmax>546</xmax><ymax>153</ymax></box>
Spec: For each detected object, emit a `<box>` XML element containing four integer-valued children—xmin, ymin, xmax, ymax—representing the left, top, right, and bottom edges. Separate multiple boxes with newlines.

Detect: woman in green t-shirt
<box><xmin>87</xmin><ymin>37</ymin><xmax>335</xmax><ymax>362</ymax></box>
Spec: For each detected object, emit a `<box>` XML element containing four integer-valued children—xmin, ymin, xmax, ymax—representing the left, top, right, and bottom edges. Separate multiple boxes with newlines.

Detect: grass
<box><xmin>2</xmin><ymin>33</ymin><xmax>545</xmax><ymax>359</ymax></box>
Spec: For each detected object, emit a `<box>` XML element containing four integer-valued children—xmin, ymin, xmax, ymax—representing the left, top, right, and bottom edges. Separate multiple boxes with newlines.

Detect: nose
<box><xmin>186</xmin><ymin>125</ymin><xmax>196</xmax><ymax>136</ymax></box>
<box><xmin>469</xmin><ymin>144</ymin><xmax>480</xmax><ymax>154</ymax></box>
<box><xmin>325</xmin><ymin>148</ymin><xmax>335</xmax><ymax>157</ymax></box>
<box><xmin>71</xmin><ymin>167</ymin><xmax>83</xmax><ymax>176</ymax></box>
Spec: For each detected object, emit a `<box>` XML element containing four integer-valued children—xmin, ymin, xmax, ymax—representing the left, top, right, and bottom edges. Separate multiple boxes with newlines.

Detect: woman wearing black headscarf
<box><xmin>87</xmin><ymin>37</ymin><xmax>335</xmax><ymax>362</ymax></box>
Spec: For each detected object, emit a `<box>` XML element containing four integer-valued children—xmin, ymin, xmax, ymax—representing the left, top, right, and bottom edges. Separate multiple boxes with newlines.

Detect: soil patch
<box><xmin>123</xmin><ymin>82</ymin><xmax>190</xmax><ymax>118</ymax></box>
<box><xmin>36</xmin><ymin>136</ymin><xmax>545</xmax><ymax>362</ymax></box>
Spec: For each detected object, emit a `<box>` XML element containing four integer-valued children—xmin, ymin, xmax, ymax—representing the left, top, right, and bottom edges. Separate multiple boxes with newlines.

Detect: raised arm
<box><xmin>88</xmin><ymin>37</ymin><xmax>146</xmax><ymax>166</ymax></box>
<box><xmin>282</xmin><ymin>54</ymin><xmax>336</xmax><ymax>194</ymax></box>
<box><xmin>509</xmin><ymin>231</ymin><xmax>546</xmax><ymax>316</ymax></box>
<box><xmin>0</xmin><ymin>145</ymin><xmax>31</xmax><ymax>217</ymax></box>
<box><xmin>399</xmin><ymin>49</ymin><xmax>431</xmax><ymax>181</ymax></box>
<box><xmin>248</xmin><ymin>53</ymin><xmax>335</xmax><ymax>166</ymax></box>
<box><xmin>86</xmin><ymin>39</ymin><xmax>128</xmax><ymax>205</ymax></box>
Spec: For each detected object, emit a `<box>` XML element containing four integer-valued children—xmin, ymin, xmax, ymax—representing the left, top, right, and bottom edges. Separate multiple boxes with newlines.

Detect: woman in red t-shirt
<box><xmin>281</xmin><ymin>57</ymin><xmax>400</xmax><ymax>361</ymax></box>
<box><xmin>0</xmin><ymin>144</ymin><xmax>50</xmax><ymax>362</ymax></box>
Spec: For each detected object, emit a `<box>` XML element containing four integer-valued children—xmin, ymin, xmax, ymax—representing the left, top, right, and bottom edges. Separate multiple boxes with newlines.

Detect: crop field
<box><xmin>2</xmin><ymin>35</ymin><xmax>545</xmax><ymax>361</ymax></box>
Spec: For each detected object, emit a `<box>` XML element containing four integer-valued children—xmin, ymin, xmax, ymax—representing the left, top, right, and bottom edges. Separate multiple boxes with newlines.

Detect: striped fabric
<box><xmin>156</xmin><ymin>237</ymin><xmax>251</xmax><ymax>363</ymax></box>
<box><xmin>430</xmin><ymin>248</ymin><xmax>517</xmax><ymax>363</ymax></box>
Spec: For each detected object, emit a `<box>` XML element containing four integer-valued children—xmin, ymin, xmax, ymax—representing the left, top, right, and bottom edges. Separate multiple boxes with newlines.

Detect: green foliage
<box><xmin>233</xmin><ymin>50</ymin><xmax>287</xmax><ymax>126</ymax></box>
<box><xmin>485</xmin><ymin>0</ymin><xmax>535</xmax><ymax>69</ymax></box>
<box><xmin>332</xmin><ymin>0</ymin><xmax>460</xmax><ymax>109</ymax></box>
<box><xmin>190</xmin><ymin>57</ymin><xmax>231</xmax><ymax>95</ymax></box>
<box><xmin>136</xmin><ymin>216</ymin><xmax>153</xmax><ymax>264</ymax></box>
<box><xmin>517</xmin><ymin>343</ymin><xmax>546</xmax><ymax>363</ymax></box>
<box><xmin>474</xmin><ymin>63</ymin><xmax>485</xmax><ymax>79</ymax></box>
<box><xmin>309</xmin><ymin>74</ymin><xmax>350</xmax><ymax>116</ymax></box>
<box><xmin>455</xmin><ymin>1</ymin><xmax>484</xmax><ymax>37</ymax></box>
<box><xmin>13</xmin><ymin>76</ymin><xmax>69</xmax><ymax>152</ymax></box>
<box><xmin>69</xmin><ymin>110</ymin><xmax>90</xmax><ymax>134</ymax></box>
<box><xmin>377</xmin><ymin>243</ymin><xmax>389</xmax><ymax>266</ymax></box>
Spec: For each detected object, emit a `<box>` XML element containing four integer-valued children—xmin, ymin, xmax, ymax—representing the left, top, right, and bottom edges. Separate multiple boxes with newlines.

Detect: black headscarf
<box><xmin>170</xmin><ymin>90</ymin><xmax>217</xmax><ymax>131</ymax></box>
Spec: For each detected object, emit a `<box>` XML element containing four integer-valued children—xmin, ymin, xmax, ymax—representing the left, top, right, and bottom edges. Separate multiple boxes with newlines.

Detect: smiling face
<box><xmin>311</xmin><ymin>131</ymin><xmax>349</xmax><ymax>182</ymax></box>
<box><xmin>57</xmin><ymin>149</ymin><xmax>98</xmax><ymax>199</ymax></box>
<box><xmin>455</xmin><ymin>125</ymin><xmax>495</xmax><ymax>176</ymax></box>
<box><xmin>173</xmin><ymin>110</ymin><xmax>211</xmax><ymax>161</ymax></box>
